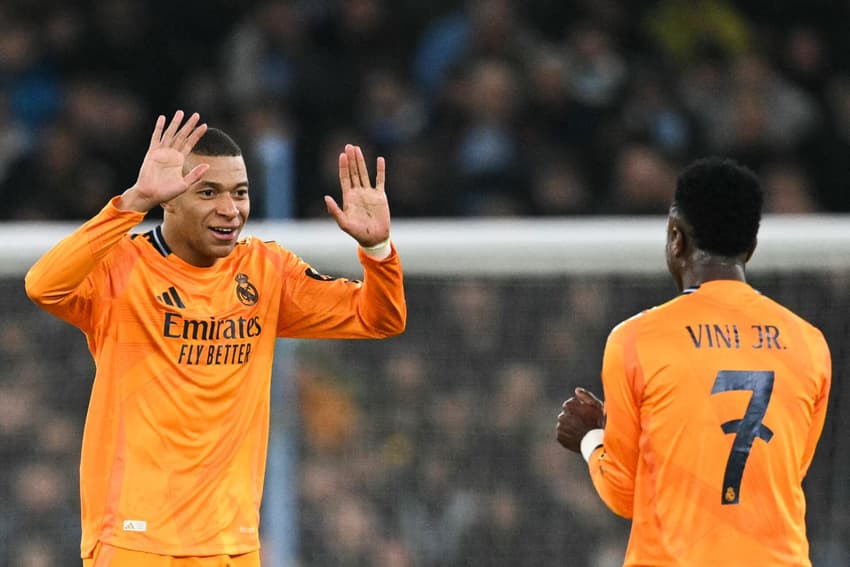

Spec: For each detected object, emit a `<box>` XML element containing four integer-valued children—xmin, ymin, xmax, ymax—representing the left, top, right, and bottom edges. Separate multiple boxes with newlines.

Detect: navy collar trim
<box><xmin>147</xmin><ymin>225</ymin><xmax>172</xmax><ymax>257</ymax></box>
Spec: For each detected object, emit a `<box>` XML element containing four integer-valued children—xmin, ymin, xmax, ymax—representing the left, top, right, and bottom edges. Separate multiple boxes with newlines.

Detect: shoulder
<box><xmin>609</xmin><ymin>294</ymin><xmax>682</xmax><ymax>336</ymax></box>
<box><xmin>112</xmin><ymin>231</ymin><xmax>149</xmax><ymax>261</ymax></box>
<box><xmin>234</xmin><ymin>235</ymin><xmax>295</xmax><ymax>258</ymax></box>
<box><xmin>760</xmin><ymin>294</ymin><xmax>829</xmax><ymax>346</ymax></box>
<box><xmin>230</xmin><ymin>235</ymin><xmax>304</xmax><ymax>272</ymax></box>
<box><xmin>606</xmin><ymin>309</ymin><xmax>647</xmax><ymax>349</ymax></box>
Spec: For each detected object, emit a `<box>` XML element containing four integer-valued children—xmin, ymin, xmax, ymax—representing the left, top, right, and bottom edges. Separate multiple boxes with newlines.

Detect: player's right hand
<box><xmin>119</xmin><ymin>111</ymin><xmax>209</xmax><ymax>213</ymax></box>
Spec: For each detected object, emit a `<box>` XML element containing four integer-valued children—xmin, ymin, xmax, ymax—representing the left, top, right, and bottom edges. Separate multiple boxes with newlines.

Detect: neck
<box><xmin>160</xmin><ymin>218</ymin><xmax>217</xmax><ymax>268</ymax></box>
<box><xmin>681</xmin><ymin>252</ymin><xmax>748</xmax><ymax>289</ymax></box>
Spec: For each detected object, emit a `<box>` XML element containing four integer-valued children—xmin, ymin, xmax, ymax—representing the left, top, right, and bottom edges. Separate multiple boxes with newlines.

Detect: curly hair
<box><xmin>673</xmin><ymin>157</ymin><xmax>762</xmax><ymax>257</ymax></box>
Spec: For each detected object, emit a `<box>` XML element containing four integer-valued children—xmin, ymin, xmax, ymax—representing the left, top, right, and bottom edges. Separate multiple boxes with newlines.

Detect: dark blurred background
<box><xmin>3</xmin><ymin>2</ymin><xmax>850</xmax><ymax>566</ymax></box>
<box><xmin>2</xmin><ymin>0</ymin><xmax>850</xmax><ymax>221</ymax></box>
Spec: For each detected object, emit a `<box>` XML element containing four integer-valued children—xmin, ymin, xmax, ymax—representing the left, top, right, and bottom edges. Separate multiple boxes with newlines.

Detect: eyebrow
<box><xmin>199</xmin><ymin>180</ymin><xmax>250</xmax><ymax>190</ymax></box>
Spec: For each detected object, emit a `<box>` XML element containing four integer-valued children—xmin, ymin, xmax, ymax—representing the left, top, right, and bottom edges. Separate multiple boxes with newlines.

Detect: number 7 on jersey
<box><xmin>711</xmin><ymin>370</ymin><xmax>775</xmax><ymax>505</ymax></box>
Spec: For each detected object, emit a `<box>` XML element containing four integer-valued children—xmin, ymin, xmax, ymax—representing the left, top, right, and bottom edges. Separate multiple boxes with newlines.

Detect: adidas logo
<box><xmin>156</xmin><ymin>286</ymin><xmax>185</xmax><ymax>309</ymax></box>
<box><xmin>123</xmin><ymin>520</ymin><xmax>147</xmax><ymax>532</ymax></box>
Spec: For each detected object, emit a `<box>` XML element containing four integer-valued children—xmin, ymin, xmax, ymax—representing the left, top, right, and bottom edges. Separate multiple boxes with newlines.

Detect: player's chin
<box><xmin>206</xmin><ymin>240</ymin><xmax>238</xmax><ymax>258</ymax></box>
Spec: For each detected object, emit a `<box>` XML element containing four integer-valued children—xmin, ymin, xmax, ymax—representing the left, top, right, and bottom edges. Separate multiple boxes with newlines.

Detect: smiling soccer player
<box><xmin>25</xmin><ymin>111</ymin><xmax>406</xmax><ymax>566</ymax></box>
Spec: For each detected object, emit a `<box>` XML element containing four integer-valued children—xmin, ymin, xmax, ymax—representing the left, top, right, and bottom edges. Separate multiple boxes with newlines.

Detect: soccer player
<box><xmin>556</xmin><ymin>157</ymin><xmax>831</xmax><ymax>566</ymax></box>
<box><xmin>25</xmin><ymin>111</ymin><xmax>406</xmax><ymax>566</ymax></box>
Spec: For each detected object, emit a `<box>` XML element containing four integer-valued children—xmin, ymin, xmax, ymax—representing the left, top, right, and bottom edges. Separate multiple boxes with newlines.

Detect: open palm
<box><xmin>128</xmin><ymin>111</ymin><xmax>209</xmax><ymax>211</ymax></box>
<box><xmin>324</xmin><ymin>144</ymin><xmax>390</xmax><ymax>247</ymax></box>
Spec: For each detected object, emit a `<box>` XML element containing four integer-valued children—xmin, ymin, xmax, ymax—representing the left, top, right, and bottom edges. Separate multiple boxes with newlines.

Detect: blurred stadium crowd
<box><xmin>3</xmin><ymin>0</ymin><xmax>850</xmax><ymax>220</ymax></box>
<box><xmin>2</xmin><ymin>272</ymin><xmax>847</xmax><ymax>566</ymax></box>
<box><xmin>293</xmin><ymin>274</ymin><xmax>848</xmax><ymax>566</ymax></box>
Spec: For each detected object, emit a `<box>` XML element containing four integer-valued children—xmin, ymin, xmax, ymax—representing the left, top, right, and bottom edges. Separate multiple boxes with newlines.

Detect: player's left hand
<box><xmin>325</xmin><ymin>144</ymin><xmax>391</xmax><ymax>248</ymax></box>
<box><xmin>557</xmin><ymin>387</ymin><xmax>606</xmax><ymax>453</ymax></box>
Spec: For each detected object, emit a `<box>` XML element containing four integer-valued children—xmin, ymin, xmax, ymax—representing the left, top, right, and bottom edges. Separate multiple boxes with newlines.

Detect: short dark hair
<box><xmin>673</xmin><ymin>157</ymin><xmax>762</xmax><ymax>257</ymax></box>
<box><xmin>191</xmin><ymin>127</ymin><xmax>242</xmax><ymax>156</ymax></box>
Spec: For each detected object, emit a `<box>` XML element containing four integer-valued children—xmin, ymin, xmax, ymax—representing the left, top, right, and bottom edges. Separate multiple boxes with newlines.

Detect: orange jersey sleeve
<box><xmin>25</xmin><ymin>198</ymin><xmax>406</xmax><ymax>558</ymax></box>
<box><xmin>588</xmin><ymin>280</ymin><xmax>830</xmax><ymax>567</ymax></box>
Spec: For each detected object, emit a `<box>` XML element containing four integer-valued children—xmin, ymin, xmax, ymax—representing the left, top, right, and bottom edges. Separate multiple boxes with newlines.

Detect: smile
<box><xmin>209</xmin><ymin>227</ymin><xmax>239</xmax><ymax>240</ymax></box>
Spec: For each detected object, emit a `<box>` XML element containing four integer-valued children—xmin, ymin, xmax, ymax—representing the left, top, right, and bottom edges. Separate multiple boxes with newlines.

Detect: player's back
<box><xmin>618</xmin><ymin>279</ymin><xmax>830</xmax><ymax>566</ymax></box>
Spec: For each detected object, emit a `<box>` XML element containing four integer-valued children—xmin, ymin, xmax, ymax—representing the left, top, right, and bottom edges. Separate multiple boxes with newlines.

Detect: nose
<box><xmin>216</xmin><ymin>193</ymin><xmax>240</xmax><ymax>217</ymax></box>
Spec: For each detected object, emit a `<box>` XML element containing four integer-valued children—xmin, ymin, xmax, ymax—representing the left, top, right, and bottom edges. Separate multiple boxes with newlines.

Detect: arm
<box><xmin>25</xmin><ymin>112</ymin><xmax>209</xmax><ymax>326</ymax></box>
<box><xmin>24</xmin><ymin>200</ymin><xmax>145</xmax><ymax>327</ymax></box>
<box><xmin>800</xmin><ymin>335</ymin><xmax>831</xmax><ymax>477</ymax></box>
<box><xmin>278</xmin><ymin>144</ymin><xmax>407</xmax><ymax>338</ymax></box>
<box><xmin>275</xmin><ymin>143</ymin><xmax>405</xmax><ymax>338</ymax></box>
<box><xmin>557</xmin><ymin>323</ymin><xmax>641</xmax><ymax>518</ymax></box>
<box><xmin>588</xmin><ymin>324</ymin><xmax>642</xmax><ymax>517</ymax></box>
<box><xmin>276</xmin><ymin>245</ymin><xmax>406</xmax><ymax>339</ymax></box>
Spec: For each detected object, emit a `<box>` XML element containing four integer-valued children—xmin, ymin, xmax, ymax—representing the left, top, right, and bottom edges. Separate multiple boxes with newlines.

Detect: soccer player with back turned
<box><xmin>557</xmin><ymin>157</ymin><xmax>831</xmax><ymax>566</ymax></box>
<box><xmin>25</xmin><ymin>111</ymin><xmax>406</xmax><ymax>566</ymax></box>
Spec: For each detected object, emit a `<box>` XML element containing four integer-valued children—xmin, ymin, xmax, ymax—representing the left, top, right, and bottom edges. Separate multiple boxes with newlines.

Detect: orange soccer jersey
<box><xmin>589</xmin><ymin>280</ymin><xmax>830</xmax><ymax>566</ymax></box>
<box><xmin>25</xmin><ymin>198</ymin><xmax>406</xmax><ymax>558</ymax></box>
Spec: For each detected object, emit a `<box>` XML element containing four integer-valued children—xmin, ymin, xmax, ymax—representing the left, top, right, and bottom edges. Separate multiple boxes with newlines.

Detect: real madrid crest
<box><xmin>235</xmin><ymin>273</ymin><xmax>259</xmax><ymax>306</ymax></box>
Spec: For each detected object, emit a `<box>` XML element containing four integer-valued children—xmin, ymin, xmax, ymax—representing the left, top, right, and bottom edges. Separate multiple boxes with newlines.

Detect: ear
<box><xmin>669</xmin><ymin>219</ymin><xmax>687</xmax><ymax>259</ymax></box>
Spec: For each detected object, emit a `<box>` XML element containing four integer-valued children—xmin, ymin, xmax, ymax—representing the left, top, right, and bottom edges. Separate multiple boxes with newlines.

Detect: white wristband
<box><xmin>360</xmin><ymin>238</ymin><xmax>391</xmax><ymax>259</ymax></box>
<box><xmin>580</xmin><ymin>428</ymin><xmax>605</xmax><ymax>462</ymax></box>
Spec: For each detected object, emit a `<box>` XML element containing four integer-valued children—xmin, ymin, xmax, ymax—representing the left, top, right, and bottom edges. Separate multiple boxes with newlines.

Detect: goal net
<box><xmin>2</xmin><ymin>216</ymin><xmax>848</xmax><ymax>566</ymax></box>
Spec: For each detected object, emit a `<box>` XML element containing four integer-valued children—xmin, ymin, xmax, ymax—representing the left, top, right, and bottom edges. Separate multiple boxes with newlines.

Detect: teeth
<box><xmin>211</xmin><ymin>228</ymin><xmax>234</xmax><ymax>233</ymax></box>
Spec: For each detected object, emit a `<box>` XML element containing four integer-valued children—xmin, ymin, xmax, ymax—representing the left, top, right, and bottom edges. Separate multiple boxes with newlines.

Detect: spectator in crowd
<box><xmin>2</xmin><ymin>2</ymin><xmax>850</xmax><ymax>219</ymax></box>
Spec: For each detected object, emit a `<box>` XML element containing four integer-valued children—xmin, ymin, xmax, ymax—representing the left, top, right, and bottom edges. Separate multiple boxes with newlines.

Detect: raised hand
<box><xmin>119</xmin><ymin>111</ymin><xmax>209</xmax><ymax>213</ymax></box>
<box><xmin>557</xmin><ymin>387</ymin><xmax>606</xmax><ymax>453</ymax></box>
<box><xmin>324</xmin><ymin>144</ymin><xmax>390</xmax><ymax>248</ymax></box>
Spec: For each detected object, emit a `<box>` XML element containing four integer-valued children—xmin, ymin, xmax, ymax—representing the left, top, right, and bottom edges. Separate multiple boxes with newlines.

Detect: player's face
<box><xmin>162</xmin><ymin>153</ymin><xmax>250</xmax><ymax>267</ymax></box>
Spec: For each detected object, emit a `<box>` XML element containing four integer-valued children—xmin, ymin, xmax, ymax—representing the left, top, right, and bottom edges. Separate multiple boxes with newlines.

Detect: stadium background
<box><xmin>2</xmin><ymin>1</ymin><xmax>850</xmax><ymax>565</ymax></box>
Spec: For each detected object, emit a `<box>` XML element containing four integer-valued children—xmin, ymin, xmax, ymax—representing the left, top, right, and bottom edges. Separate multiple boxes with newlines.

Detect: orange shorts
<box><xmin>82</xmin><ymin>542</ymin><xmax>262</xmax><ymax>567</ymax></box>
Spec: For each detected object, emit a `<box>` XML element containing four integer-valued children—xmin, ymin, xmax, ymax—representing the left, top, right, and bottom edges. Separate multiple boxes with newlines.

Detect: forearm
<box><xmin>587</xmin><ymin>326</ymin><xmax>640</xmax><ymax>518</ymax></box>
<box><xmin>355</xmin><ymin>243</ymin><xmax>406</xmax><ymax>336</ymax></box>
<box><xmin>277</xmin><ymin>242</ymin><xmax>406</xmax><ymax>338</ymax></box>
<box><xmin>25</xmin><ymin>197</ymin><xmax>145</xmax><ymax>306</ymax></box>
<box><xmin>586</xmin><ymin>439</ymin><xmax>636</xmax><ymax>518</ymax></box>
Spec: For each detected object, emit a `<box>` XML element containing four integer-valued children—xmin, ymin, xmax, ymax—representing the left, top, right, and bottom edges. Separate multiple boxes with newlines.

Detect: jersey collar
<box><xmin>145</xmin><ymin>225</ymin><xmax>172</xmax><ymax>257</ymax></box>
